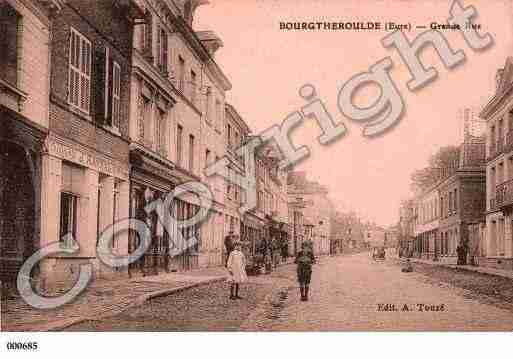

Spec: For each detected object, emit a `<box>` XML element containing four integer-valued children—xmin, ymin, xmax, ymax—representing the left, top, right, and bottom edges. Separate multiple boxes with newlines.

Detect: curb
<box><xmin>134</xmin><ymin>276</ymin><xmax>227</xmax><ymax>304</ymax></box>
<box><xmin>392</xmin><ymin>257</ymin><xmax>513</xmax><ymax>280</ymax></box>
<box><xmin>6</xmin><ymin>275</ymin><xmax>227</xmax><ymax>332</ymax></box>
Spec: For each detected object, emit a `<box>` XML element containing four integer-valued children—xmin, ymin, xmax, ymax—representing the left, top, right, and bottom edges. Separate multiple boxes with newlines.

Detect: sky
<box><xmin>194</xmin><ymin>0</ymin><xmax>513</xmax><ymax>227</ymax></box>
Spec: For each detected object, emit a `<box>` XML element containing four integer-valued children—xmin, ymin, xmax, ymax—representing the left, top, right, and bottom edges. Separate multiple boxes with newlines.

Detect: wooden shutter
<box><xmin>112</xmin><ymin>62</ymin><xmax>121</xmax><ymax>129</ymax></box>
<box><xmin>106</xmin><ymin>56</ymin><xmax>114</xmax><ymax>126</ymax></box>
<box><xmin>144</xmin><ymin>11</ymin><xmax>153</xmax><ymax>58</ymax></box>
<box><xmin>162</xmin><ymin>30</ymin><xmax>168</xmax><ymax>73</ymax></box>
<box><xmin>80</xmin><ymin>38</ymin><xmax>91</xmax><ymax>112</ymax></box>
<box><xmin>94</xmin><ymin>47</ymin><xmax>106</xmax><ymax>125</ymax></box>
<box><xmin>156</xmin><ymin>25</ymin><xmax>161</xmax><ymax>68</ymax></box>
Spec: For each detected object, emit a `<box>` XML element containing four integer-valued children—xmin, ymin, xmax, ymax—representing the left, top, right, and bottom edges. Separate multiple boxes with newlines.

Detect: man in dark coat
<box><xmin>295</xmin><ymin>241</ymin><xmax>316</xmax><ymax>301</ymax></box>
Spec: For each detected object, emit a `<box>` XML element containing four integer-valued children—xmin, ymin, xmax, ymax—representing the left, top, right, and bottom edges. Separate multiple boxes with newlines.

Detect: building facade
<box><xmin>223</xmin><ymin>103</ymin><xmax>251</xmax><ymax>261</ymax></box>
<box><xmin>481</xmin><ymin>58</ymin><xmax>513</xmax><ymax>270</ymax></box>
<box><xmin>287</xmin><ymin>172</ymin><xmax>333</xmax><ymax>256</ymax></box>
<box><xmin>413</xmin><ymin>184</ymin><xmax>441</xmax><ymax>260</ymax></box>
<box><xmin>0</xmin><ymin>0</ymin><xmax>62</xmax><ymax>293</ymax></box>
<box><xmin>409</xmin><ymin>138</ymin><xmax>486</xmax><ymax>264</ymax></box>
<box><xmin>127</xmin><ymin>0</ymin><xmax>232</xmax><ymax>275</ymax></box>
<box><xmin>38</xmin><ymin>0</ymin><xmax>140</xmax><ymax>289</ymax></box>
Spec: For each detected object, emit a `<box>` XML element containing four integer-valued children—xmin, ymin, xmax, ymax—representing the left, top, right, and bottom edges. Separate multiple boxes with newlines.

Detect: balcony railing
<box><xmin>496</xmin><ymin>179</ymin><xmax>513</xmax><ymax>208</ymax></box>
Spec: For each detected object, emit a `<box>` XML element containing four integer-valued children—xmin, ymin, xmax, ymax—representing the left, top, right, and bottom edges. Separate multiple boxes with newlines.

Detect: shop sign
<box><xmin>48</xmin><ymin>138</ymin><xmax>129</xmax><ymax>179</ymax></box>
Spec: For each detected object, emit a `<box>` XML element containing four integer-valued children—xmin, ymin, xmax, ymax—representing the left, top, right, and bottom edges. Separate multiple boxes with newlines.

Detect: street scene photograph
<box><xmin>1</xmin><ymin>0</ymin><xmax>513</xmax><ymax>352</ymax></box>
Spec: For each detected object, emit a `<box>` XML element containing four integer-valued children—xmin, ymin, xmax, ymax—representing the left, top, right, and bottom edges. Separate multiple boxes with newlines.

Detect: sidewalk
<box><xmin>1</xmin><ymin>267</ymin><xmax>228</xmax><ymax>332</ymax></box>
<box><xmin>395</xmin><ymin>256</ymin><xmax>513</xmax><ymax>280</ymax></box>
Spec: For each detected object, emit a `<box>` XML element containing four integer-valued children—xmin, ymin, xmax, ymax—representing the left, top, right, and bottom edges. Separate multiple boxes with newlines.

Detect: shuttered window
<box><xmin>69</xmin><ymin>27</ymin><xmax>92</xmax><ymax>113</ymax></box>
<box><xmin>157</xmin><ymin>26</ymin><xmax>168</xmax><ymax>74</ymax></box>
<box><xmin>112</xmin><ymin>62</ymin><xmax>121</xmax><ymax>129</ymax></box>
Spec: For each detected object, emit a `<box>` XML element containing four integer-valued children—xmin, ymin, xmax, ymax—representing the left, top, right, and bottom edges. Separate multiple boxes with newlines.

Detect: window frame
<box><xmin>189</xmin><ymin>134</ymin><xmax>195</xmax><ymax>173</ymax></box>
<box><xmin>60</xmin><ymin>191</ymin><xmax>78</xmax><ymax>245</ymax></box>
<box><xmin>111</xmin><ymin>61</ymin><xmax>121</xmax><ymax>130</ymax></box>
<box><xmin>68</xmin><ymin>27</ymin><xmax>92</xmax><ymax>114</ymax></box>
<box><xmin>176</xmin><ymin>124</ymin><xmax>183</xmax><ymax>167</ymax></box>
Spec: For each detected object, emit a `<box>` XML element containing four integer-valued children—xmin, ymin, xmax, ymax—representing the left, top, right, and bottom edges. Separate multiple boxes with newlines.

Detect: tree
<box><xmin>410</xmin><ymin>146</ymin><xmax>460</xmax><ymax>194</ymax></box>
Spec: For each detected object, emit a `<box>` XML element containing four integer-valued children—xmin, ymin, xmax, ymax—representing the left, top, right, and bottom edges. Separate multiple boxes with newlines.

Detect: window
<box><xmin>98</xmin><ymin>47</ymin><xmax>121</xmax><ymax>129</ymax></box>
<box><xmin>178</xmin><ymin>56</ymin><xmax>185</xmax><ymax>91</ymax></box>
<box><xmin>498</xmin><ymin>118</ymin><xmax>504</xmax><ymax>145</ymax></box>
<box><xmin>454</xmin><ymin>189</ymin><xmax>458</xmax><ymax>214</ymax></box>
<box><xmin>509</xmin><ymin>110</ymin><xmax>513</xmax><ymax>134</ymax></box>
<box><xmin>60</xmin><ymin>163</ymin><xmax>83</xmax><ymax>244</ymax></box>
<box><xmin>112</xmin><ymin>180</ymin><xmax>120</xmax><ymax>248</ymax></box>
<box><xmin>157</xmin><ymin>26</ymin><xmax>168</xmax><ymax>74</ymax></box>
<box><xmin>142</xmin><ymin>96</ymin><xmax>152</xmax><ymax>143</ymax></box>
<box><xmin>156</xmin><ymin>109</ymin><xmax>167</xmax><ymax>154</ymax></box>
<box><xmin>142</xmin><ymin>11</ymin><xmax>153</xmax><ymax>59</ymax></box>
<box><xmin>227</xmin><ymin>124</ymin><xmax>232</xmax><ymax>149</ymax></box>
<box><xmin>190</xmin><ymin>70</ymin><xmax>197</xmax><ymax>103</ymax></box>
<box><xmin>69</xmin><ymin>28</ymin><xmax>92</xmax><ymax>113</ymax></box>
<box><xmin>60</xmin><ymin>193</ymin><xmax>78</xmax><ymax>243</ymax></box>
<box><xmin>205</xmin><ymin>88</ymin><xmax>212</xmax><ymax>123</ymax></box>
<box><xmin>215</xmin><ymin>100</ymin><xmax>222</xmax><ymax>131</ymax></box>
<box><xmin>0</xmin><ymin>3</ymin><xmax>20</xmax><ymax>86</ymax></box>
<box><xmin>235</xmin><ymin>131</ymin><xmax>240</xmax><ymax>149</ymax></box>
<box><xmin>205</xmin><ymin>149</ymin><xmax>211</xmax><ymax>168</ymax></box>
<box><xmin>177</xmin><ymin>124</ymin><xmax>183</xmax><ymax>166</ymax></box>
<box><xmin>189</xmin><ymin>134</ymin><xmax>195</xmax><ymax>172</ymax></box>
<box><xmin>111</xmin><ymin>62</ymin><xmax>121</xmax><ymax>129</ymax></box>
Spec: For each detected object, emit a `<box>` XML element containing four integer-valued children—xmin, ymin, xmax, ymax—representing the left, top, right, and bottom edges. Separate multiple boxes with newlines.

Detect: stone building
<box><xmin>437</xmin><ymin>137</ymin><xmax>485</xmax><ymax>264</ymax></box>
<box><xmin>410</xmin><ymin>137</ymin><xmax>485</xmax><ymax>263</ymax></box>
<box><xmin>413</xmin><ymin>184</ymin><xmax>441</xmax><ymax>260</ymax></box>
<box><xmin>287</xmin><ymin>172</ymin><xmax>333</xmax><ymax>256</ymax></box>
<box><xmin>0</xmin><ymin>0</ymin><xmax>62</xmax><ymax>293</ymax></box>
<box><xmin>127</xmin><ymin>0</ymin><xmax>231</xmax><ymax>275</ymax></box>
<box><xmin>223</xmin><ymin>103</ymin><xmax>252</xmax><ymax>260</ymax></box>
<box><xmin>38</xmin><ymin>0</ymin><xmax>140</xmax><ymax>289</ymax></box>
<box><xmin>398</xmin><ymin>199</ymin><xmax>415</xmax><ymax>255</ymax></box>
<box><xmin>480</xmin><ymin>58</ymin><xmax>513</xmax><ymax>271</ymax></box>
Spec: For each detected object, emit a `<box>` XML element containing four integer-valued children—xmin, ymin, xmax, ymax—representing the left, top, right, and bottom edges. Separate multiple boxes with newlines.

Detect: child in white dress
<box><xmin>227</xmin><ymin>242</ymin><xmax>248</xmax><ymax>299</ymax></box>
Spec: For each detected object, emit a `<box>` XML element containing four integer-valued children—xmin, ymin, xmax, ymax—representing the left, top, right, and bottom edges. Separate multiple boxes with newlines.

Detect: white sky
<box><xmin>195</xmin><ymin>0</ymin><xmax>513</xmax><ymax>226</ymax></box>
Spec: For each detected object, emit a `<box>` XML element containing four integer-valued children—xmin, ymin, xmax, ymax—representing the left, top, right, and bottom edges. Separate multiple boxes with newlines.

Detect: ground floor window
<box><xmin>60</xmin><ymin>162</ymin><xmax>83</xmax><ymax>245</ymax></box>
<box><xmin>60</xmin><ymin>192</ymin><xmax>78</xmax><ymax>244</ymax></box>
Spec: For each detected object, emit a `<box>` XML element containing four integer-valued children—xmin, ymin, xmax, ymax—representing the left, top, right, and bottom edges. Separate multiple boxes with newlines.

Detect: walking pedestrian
<box><xmin>227</xmin><ymin>241</ymin><xmax>248</xmax><ymax>300</ymax></box>
<box><xmin>295</xmin><ymin>241</ymin><xmax>316</xmax><ymax>301</ymax></box>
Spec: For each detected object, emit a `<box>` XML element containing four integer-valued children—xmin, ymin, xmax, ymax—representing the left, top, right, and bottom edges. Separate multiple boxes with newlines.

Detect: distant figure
<box><xmin>456</xmin><ymin>243</ymin><xmax>467</xmax><ymax>265</ymax></box>
<box><xmin>227</xmin><ymin>242</ymin><xmax>248</xmax><ymax>300</ymax></box>
<box><xmin>401</xmin><ymin>259</ymin><xmax>413</xmax><ymax>273</ymax></box>
<box><xmin>295</xmin><ymin>241</ymin><xmax>316</xmax><ymax>301</ymax></box>
<box><xmin>224</xmin><ymin>231</ymin><xmax>235</xmax><ymax>267</ymax></box>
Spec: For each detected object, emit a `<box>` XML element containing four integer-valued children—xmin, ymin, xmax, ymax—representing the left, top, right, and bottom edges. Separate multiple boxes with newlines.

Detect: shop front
<box><xmin>240</xmin><ymin>212</ymin><xmax>264</xmax><ymax>272</ymax></box>
<box><xmin>38</xmin><ymin>134</ymin><xmax>130</xmax><ymax>291</ymax></box>
<box><xmin>0</xmin><ymin>107</ymin><xmax>47</xmax><ymax>294</ymax></box>
<box><xmin>129</xmin><ymin>147</ymin><xmax>173</xmax><ymax>277</ymax></box>
<box><xmin>129</xmin><ymin>147</ymin><xmax>204</xmax><ymax>276</ymax></box>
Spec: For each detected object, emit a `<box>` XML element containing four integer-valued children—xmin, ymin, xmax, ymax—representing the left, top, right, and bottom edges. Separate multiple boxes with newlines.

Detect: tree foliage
<box><xmin>410</xmin><ymin>146</ymin><xmax>460</xmax><ymax>194</ymax></box>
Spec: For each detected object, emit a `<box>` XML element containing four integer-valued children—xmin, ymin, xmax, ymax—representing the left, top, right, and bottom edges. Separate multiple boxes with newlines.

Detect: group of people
<box><xmin>224</xmin><ymin>231</ymin><xmax>317</xmax><ymax>302</ymax></box>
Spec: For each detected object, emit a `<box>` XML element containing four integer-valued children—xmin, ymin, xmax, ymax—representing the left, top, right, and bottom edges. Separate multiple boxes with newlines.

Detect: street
<box><xmin>66</xmin><ymin>253</ymin><xmax>513</xmax><ymax>331</ymax></box>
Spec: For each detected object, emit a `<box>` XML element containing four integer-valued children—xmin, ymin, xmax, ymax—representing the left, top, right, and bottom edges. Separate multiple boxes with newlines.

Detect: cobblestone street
<box><xmin>64</xmin><ymin>253</ymin><xmax>513</xmax><ymax>331</ymax></box>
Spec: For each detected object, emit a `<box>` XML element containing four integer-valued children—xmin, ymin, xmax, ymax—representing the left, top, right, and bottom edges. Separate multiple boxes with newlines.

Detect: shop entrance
<box><xmin>0</xmin><ymin>141</ymin><xmax>35</xmax><ymax>289</ymax></box>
